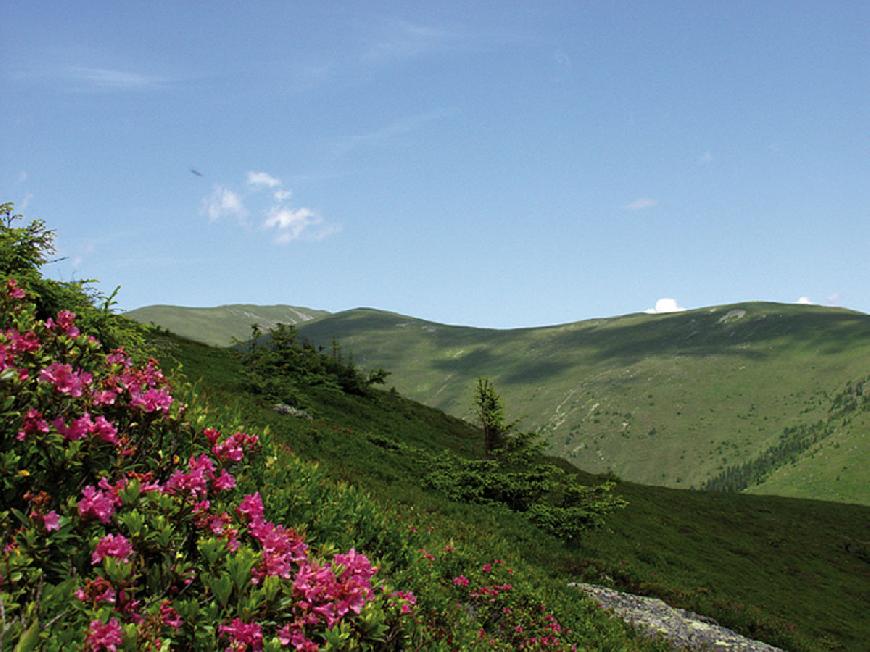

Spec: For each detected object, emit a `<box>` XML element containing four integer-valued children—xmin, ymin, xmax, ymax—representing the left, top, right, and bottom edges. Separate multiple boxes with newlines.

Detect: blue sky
<box><xmin>1</xmin><ymin>1</ymin><xmax>867</xmax><ymax>327</ymax></box>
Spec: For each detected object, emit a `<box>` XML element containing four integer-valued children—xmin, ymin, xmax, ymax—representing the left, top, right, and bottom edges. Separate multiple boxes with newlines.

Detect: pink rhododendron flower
<box><xmin>90</xmin><ymin>415</ymin><xmax>119</xmax><ymax>444</ymax></box>
<box><xmin>91</xmin><ymin>533</ymin><xmax>134</xmax><ymax>565</ymax></box>
<box><xmin>91</xmin><ymin>388</ymin><xmax>118</xmax><ymax>406</ymax></box>
<box><xmin>203</xmin><ymin>427</ymin><xmax>221</xmax><ymax>444</ymax></box>
<box><xmin>213</xmin><ymin>431</ymin><xmax>259</xmax><ymax>463</ymax></box>
<box><xmin>277</xmin><ymin>622</ymin><xmax>319</xmax><ymax>651</ymax></box>
<box><xmin>53</xmin><ymin>413</ymin><xmax>93</xmax><ymax>441</ymax></box>
<box><xmin>237</xmin><ymin>492</ymin><xmax>264</xmax><ymax>523</ymax></box>
<box><xmin>39</xmin><ymin>362</ymin><xmax>92</xmax><ymax>397</ymax></box>
<box><xmin>5</xmin><ymin>278</ymin><xmax>26</xmax><ymax>300</ymax></box>
<box><xmin>75</xmin><ymin>577</ymin><xmax>117</xmax><ymax>605</ymax></box>
<box><xmin>249</xmin><ymin>519</ymin><xmax>308</xmax><ymax>582</ymax></box>
<box><xmin>129</xmin><ymin>387</ymin><xmax>173</xmax><ymax>413</ymax></box>
<box><xmin>85</xmin><ymin>618</ymin><xmax>123</xmax><ymax>651</ymax></box>
<box><xmin>214</xmin><ymin>469</ymin><xmax>236</xmax><ymax>491</ymax></box>
<box><xmin>219</xmin><ymin>618</ymin><xmax>263</xmax><ymax>651</ymax></box>
<box><xmin>4</xmin><ymin>328</ymin><xmax>40</xmax><ymax>354</ymax></box>
<box><xmin>55</xmin><ymin>310</ymin><xmax>80</xmax><ymax>337</ymax></box>
<box><xmin>42</xmin><ymin>510</ymin><xmax>60</xmax><ymax>532</ymax></box>
<box><xmin>160</xmin><ymin>601</ymin><xmax>183</xmax><ymax>629</ymax></box>
<box><xmin>453</xmin><ymin>575</ymin><xmax>470</xmax><ymax>587</ymax></box>
<box><xmin>106</xmin><ymin>348</ymin><xmax>131</xmax><ymax>367</ymax></box>
<box><xmin>164</xmin><ymin>454</ymin><xmax>216</xmax><ymax>498</ymax></box>
<box><xmin>16</xmin><ymin>408</ymin><xmax>49</xmax><ymax>441</ymax></box>
<box><xmin>78</xmin><ymin>484</ymin><xmax>120</xmax><ymax>523</ymax></box>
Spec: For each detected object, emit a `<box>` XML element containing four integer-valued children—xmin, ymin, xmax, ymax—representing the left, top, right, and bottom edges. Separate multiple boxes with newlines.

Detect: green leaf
<box><xmin>14</xmin><ymin>620</ymin><xmax>40</xmax><ymax>652</ymax></box>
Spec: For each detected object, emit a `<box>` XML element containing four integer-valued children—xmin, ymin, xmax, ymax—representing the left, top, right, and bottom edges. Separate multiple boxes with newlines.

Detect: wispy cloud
<box><xmin>363</xmin><ymin>20</ymin><xmax>461</xmax><ymax>63</ymax></box>
<box><xmin>332</xmin><ymin>108</ymin><xmax>456</xmax><ymax>159</ymax></box>
<box><xmin>645</xmin><ymin>298</ymin><xmax>685</xmax><ymax>314</ymax></box>
<box><xmin>65</xmin><ymin>66</ymin><xmax>168</xmax><ymax>91</ymax></box>
<box><xmin>625</xmin><ymin>197</ymin><xmax>658</xmax><ymax>211</ymax></box>
<box><xmin>201</xmin><ymin>186</ymin><xmax>248</xmax><ymax>223</ymax></box>
<box><xmin>247</xmin><ymin>171</ymin><xmax>282</xmax><ymax>189</ymax></box>
<box><xmin>17</xmin><ymin>170</ymin><xmax>28</xmax><ymax>184</ymax></box>
<box><xmin>698</xmin><ymin>151</ymin><xmax>713</xmax><ymax>165</ymax></box>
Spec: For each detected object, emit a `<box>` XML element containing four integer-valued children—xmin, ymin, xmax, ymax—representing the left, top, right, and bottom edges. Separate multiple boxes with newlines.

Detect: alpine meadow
<box><xmin>3</xmin><ymin>3</ymin><xmax>869</xmax><ymax>652</ymax></box>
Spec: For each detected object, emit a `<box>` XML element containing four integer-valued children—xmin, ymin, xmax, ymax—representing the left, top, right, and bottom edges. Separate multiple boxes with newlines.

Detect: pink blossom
<box><xmin>164</xmin><ymin>454</ymin><xmax>216</xmax><ymax>498</ymax></box>
<box><xmin>91</xmin><ymin>388</ymin><xmax>118</xmax><ymax>406</ymax></box>
<box><xmin>16</xmin><ymin>408</ymin><xmax>49</xmax><ymax>441</ymax></box>
<box><xmin>160</xmin><ymin>601</ymin><xmax>183</xmax><ymax>629</ymax></box>
<box><xmin>55</xmin><ymin>310</ymin><xmax>80</xmax><ymax>337</ymax></box>
<box><xmin>129</xmin><ymin>387</ymin><xmax>173</xmax><ymax>413</ymax></box>
<box><xmin>4</xmin><ymin>328</ymin><xmax>40</xmax><ymax>354</ymax></box>
<box><xmin>219</xmin><ymin>618</ymin><xmax>263</xmax><ymax>651</ymax></box>
<box><xmin>203</xmin><ymin>427</ymin><xmax>221</xmax><ymax>444</ymax></box>
<box><xmin>5</xmin><ymin>278</ymin><xmax>26</xmax><ymax>300</ymax></box>
<box><xmin>53</xmin><ymin>413</ymin><xmax>93</xmax><ymax>441</ymax></box>
<box><xmin>106</xmin><ymin>348</ymin><xmax>131</xmax><ymax>367</ymax></box>
<box><xmin>236</xmin><ymin>492</ymin><xmax>264</xmax><ymax>523</ymax></box>
<box><xmin>85</xmin><ymin>618</ymin><xmax>123</xmax><ymax>651</ymax></box>
<box><xmin>214</xmin><ymin>469</ymin><xmax>236</xmax><ymax>491</ymax></box>
<box><xmin>75</xmin><ymin>577</ymin><xmax>116</xmax><ymax>605</ymax></box>
<box><xmin>78</xmin><ymin>485</ymin><xmax>120</xmax><ymax>524</ymax></box>
<box><xmin>277</xmin><ymin>622</ymin><xmax>319</xmax><ymax>651</ymax></box>
<box><xmin>453</xmin><ymin>575</ymin><xmax>470</xmax><ymax>587</ymax></box>
<box><xmin>39</xmin><ymin>362</ymin><xmax>92</xmax><ymax>397</ymax></box>
<box><xmin>213</xmin><ymin>431</ymin><xmax>259</xmax><ymax>463</ymax></box>
<box><xmin>249</xmin><ymin>519</ymin><xmax>308</xmax><ymax>582</ymax></box>
<box><xmin>91</xmin><ymin>533</ymin><xmax>134</xmax><ymax>565</ymax></box>
<box><xmin>41</xmin><ymin>510</ymin><xmax>60</xmax><ymax>532</ymax></box>
<box><xmin>90</xmin><ymin>415</ymin><xmax>119</xmax><ymax>444</ymax></box>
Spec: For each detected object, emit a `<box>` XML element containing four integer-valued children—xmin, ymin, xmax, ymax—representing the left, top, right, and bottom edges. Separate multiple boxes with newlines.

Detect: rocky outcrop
<box><xmin>569</xmin><ymin>583</ymin><xmax>784</xmax><ymax>651</ymax></box>
<box><xmin>272</xmin><ymin>403</ymin><xmax>313</xmax><ymax>420</ymax></box>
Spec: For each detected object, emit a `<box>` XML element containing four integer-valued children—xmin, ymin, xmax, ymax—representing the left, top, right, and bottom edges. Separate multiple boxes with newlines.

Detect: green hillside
<box><xmin>130</xmin><ymin>301</ymin><xmax>870</xmax><ymax>504</ymax></box>
<box><xmin>151</xmin><ymin>331</ymin><xmax>870</xmax><ymax>652</ymax></box>
<box><xmin>126</xmin><ymin>303</ymin><xmax>329</xmax><ymax>347</ymax></box>
<box><xmin>292</xmin><ymin>303</ymin><xmax>870</xmax><ymax>504</ymax></box>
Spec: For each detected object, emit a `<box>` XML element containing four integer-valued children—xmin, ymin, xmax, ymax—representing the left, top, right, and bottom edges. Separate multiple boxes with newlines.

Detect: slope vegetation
<box><xmin>127</xmin><ymin>301</ymin><xmax>870</xmax><ymax>504</ymax></box>
<box><xmin>292</xmin><ymin>303</ymin><xmax>870</xmax><ymax>503</ymax></box>
<box><xmin>154</xmin><ymin>332</ymin><xmax>870</xmax><ymax>652</ymax></box>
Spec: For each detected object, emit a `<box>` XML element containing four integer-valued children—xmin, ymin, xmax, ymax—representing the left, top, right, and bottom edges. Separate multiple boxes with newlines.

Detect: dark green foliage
<box><xmin>239</xmin><ymin>322</ymin><xmax>381</xmax><ymax>401</ymax></box>
<box><xmin>422</xmin><ymin>379</ymin><xmax>625</xmax><ymax>542</ymax></box>
<box><xmin>0</xmin><ymin>203</ymin><xmax>146</xmax><ymax>352</ymax></box>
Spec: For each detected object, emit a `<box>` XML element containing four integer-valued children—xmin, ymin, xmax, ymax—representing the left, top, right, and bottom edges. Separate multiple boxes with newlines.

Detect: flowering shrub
<box><xmin>0</xmin><ymin>278</ymin><xmax>416</xmax><ymax>650</ymax></box>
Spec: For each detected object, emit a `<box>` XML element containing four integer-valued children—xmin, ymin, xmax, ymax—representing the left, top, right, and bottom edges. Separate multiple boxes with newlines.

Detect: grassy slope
<box><xmin>153</xmin><ymin>332</ymin><xmax>870</xmax><ymax>652</ymax></box>
<box><xmin>126</xmin><ymin>303</ymin><xmax>329</xmax><ymax>347</ymax></box>
<box><xmin>287</xmin><ymin>303</ymin><xmax>870</xmax><ymax>503</ymax></box>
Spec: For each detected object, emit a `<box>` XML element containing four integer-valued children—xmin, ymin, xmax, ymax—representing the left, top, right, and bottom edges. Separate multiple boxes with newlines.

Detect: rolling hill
<box><xmin>128</xmin><ymin>301</ymin><xmax>870</xmax><ymax>504</ymax></box>
<box><xmin>126</xmin><ymin>303</ymin><xmax>329</xmax><ymax>346</ymax></box>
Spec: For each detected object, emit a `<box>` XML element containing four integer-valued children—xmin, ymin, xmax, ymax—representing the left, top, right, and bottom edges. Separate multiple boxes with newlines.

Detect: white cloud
<box><xmin>263</xmin><ymin>206</ymin><xmax>337</xmax><ymax>244</ymax></box>
<box><xmin>273</xmin><ymin>189</ymin><xmax>292</xmax><ymax>202</ymax></box>
<box><xmin>645</xmin><ymin>298</ymin><xmax>686</xmax><ymax>314</ymax></box>
<box><xmin>247</xmin><ymin>171</ymin><xmax>282</xmax><ymax>189</ymax></box>
<box><xmin>625</xmin><ymin>197</ymin><xmax>658</xmax><ymax>211</ymax></box>
<box><xmin>20</xmin><ymin>192</ymin><xmax>33</xmax><ymax>211</ymax></box>
<box><xmin>201</xmin><ymin>185</ymin><xmax>248</xmax><ymax>223</ymax></box>
<box><xmin>796</xmin><ymin>296</ymin><xmax>814</xmax><ymax>305</ymax></box>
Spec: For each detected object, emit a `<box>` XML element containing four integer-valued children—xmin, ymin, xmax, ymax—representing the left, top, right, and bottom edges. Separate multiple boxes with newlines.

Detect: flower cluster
<box><xmin>0</xmin><ymin>278</ymin><xmax>414</xmax><ymax>650</ymax></box>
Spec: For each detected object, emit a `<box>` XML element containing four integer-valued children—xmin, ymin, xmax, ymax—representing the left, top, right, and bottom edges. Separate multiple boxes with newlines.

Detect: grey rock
<box><xmin>272</xmin><ymin>403</ymin><xmax>313</xmax><ymax>420</ymax></box>
<box><xmin>569</xmin><ymin>582</ymin><xmax>785</xmax><ymax>651</ymax></box>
